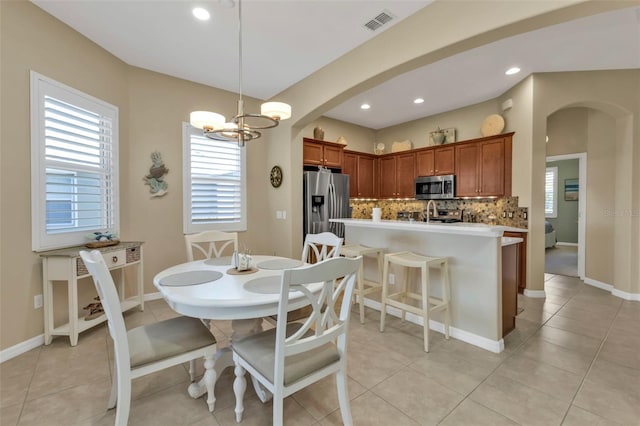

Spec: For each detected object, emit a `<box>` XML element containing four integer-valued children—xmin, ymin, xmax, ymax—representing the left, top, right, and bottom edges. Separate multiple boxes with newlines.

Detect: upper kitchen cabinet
<box><xmin>303</xmin><ymin>138</ymin><xmax>344</xmax><ymax>169</ymax></box>
<box><xmin>415</xmin><ymin>145</ymin><xmax>455</xmax><ymax>176</ymax></box>
<box><xmin>379</xmin><ymin>152</ymin><xmax>415</xmax><ymax>198</ymax></box>
<box><xmin>454</xmin><ymin>133</ymin><xmax>513</xmax><ymax>197</ymax></box>
<box><xmin>343</xmin><ymin>151</ymin><xmax>376</xmax><ymax>198</ymax></box>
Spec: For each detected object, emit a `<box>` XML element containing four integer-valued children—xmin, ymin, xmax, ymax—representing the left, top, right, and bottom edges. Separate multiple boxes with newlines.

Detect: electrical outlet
<box><xmin>502</xmin><ymin>211</ymin><xmax>507</xmax><ymax>218</ymax></box>
<box><xmin>507</xmin><ymin>211</ymin><xmax>514</xmax><ymax>219</ymax></box>
<box><xmin>388</xmin><ymin>273</ymin><xmax>395</xmax><ymax>285</ymax></box>
<box><xmin>523</xmin><ymin>211</ymin><xmax>528</xmax><ymax>220</ymax></box>
<box><xmin>34</xmin><ymin>294</ymin><xmax>43</xmax><ymax>309</ymax></box>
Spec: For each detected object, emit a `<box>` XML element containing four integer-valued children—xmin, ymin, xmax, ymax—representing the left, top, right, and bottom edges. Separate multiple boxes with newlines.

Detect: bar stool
<box><xmin>340</xmin><ymin>243</ymin><xmax>384</xmax><ymax>324</ymax></box>
<box><xmin>379</xmin><ymin>251</ymin><xmax>451</xmax><ymax>352</ymax></box>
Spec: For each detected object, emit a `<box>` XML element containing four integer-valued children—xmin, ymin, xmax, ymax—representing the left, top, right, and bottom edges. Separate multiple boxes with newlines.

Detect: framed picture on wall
<box><xmin>564</xmin><ymin>178</ymin><xmax>579</xmax><ymax>201</ymax></box>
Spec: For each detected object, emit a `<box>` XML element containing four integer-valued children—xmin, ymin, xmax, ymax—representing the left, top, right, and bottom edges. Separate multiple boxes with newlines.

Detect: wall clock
<box><xmin>270</xmin><ymin>165</ymin><xmax>283</xmax><ymax>188</ymax></box>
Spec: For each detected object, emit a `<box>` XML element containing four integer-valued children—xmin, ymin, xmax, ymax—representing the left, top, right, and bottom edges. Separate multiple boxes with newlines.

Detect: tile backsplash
<box><xmin>350</xmin><ymin>197</ymin><xmax>528</xmax><ymax>228</ymax></box>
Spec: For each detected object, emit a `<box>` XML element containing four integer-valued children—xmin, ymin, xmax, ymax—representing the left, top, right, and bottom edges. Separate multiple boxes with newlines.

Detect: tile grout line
<box><xmin>557</xmin><ymin>295</ymin><xmax>625</xmax><ymax>425</ymax></box>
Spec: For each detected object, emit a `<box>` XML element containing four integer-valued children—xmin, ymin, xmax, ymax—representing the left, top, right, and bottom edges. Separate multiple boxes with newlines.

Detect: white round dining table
<box><xmin>153</xmin><ymin>255</ymin><xmax>317</xmax><ymax>409</ymax></box>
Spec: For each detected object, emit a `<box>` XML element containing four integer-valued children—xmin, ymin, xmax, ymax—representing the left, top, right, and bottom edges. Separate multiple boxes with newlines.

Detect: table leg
<box><xmin>186</xmin><ymin>317</ymin><xmax>273</xmax><ymax>406</ymax></box>
<box><xmin>231</xmin><ymin>318</ymin><xmax>273</xmax><ymax>403</ymax></box>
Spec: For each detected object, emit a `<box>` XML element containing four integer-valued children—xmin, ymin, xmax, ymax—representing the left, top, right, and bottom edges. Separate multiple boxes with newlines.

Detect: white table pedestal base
<box><xmin>186</xmin><ymin>318</ymin><xmax>273</xmax><ymax>408</ymax></box>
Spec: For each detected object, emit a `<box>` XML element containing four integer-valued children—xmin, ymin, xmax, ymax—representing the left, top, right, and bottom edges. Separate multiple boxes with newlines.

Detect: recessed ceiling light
<box><xmin>505</xmin><ymin>67</ymin><xmax>520</xmax><ymax>75</ymax></box>
<box><xmin>193</xmin><ymin>7</ymin><xmax>210</xmax><ymax>21</ymax></box>
<box><xmin>414</xmin><ymin>98</ymin><xmax>424</xmax><ymax>104</ymax></box>
<box><xmin>360</xmin><ymin>103</ymin><xmax>371</xmax><ymax>110</ymax></box>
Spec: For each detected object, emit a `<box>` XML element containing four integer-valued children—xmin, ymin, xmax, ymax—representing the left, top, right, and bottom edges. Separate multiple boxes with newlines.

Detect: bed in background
<box><xmin>545</xmin><ymin>220</ymin><xmax>557</xmax><ymax>248</ymax></box>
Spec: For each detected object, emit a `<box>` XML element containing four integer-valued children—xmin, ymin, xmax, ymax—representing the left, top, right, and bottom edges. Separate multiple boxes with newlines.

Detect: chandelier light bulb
<box><xmin>190</xmin><ymin>111</ymin><xmax>225</xmax><ymax>130</ymax></box>
<box><xmin>261</xmin><ymin>102</ymin><xmax>291</xmax><ymax>121</ymax></box>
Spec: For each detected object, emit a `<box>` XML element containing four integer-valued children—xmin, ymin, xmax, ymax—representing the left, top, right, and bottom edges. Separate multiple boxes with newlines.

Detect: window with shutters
<box><xmin>545</xmin><ymin>166</ymin><xmax>558</xmax><ymax>218</ymax></box>
<box><xmin>30</xmin><ymin>72</ymin><xmax>119</xmax><ymax>251</ymax></box>
<box><xmin>182</xmin><ymin>123</ymin><xmax>246</xmax><ymax>234</ymax></box>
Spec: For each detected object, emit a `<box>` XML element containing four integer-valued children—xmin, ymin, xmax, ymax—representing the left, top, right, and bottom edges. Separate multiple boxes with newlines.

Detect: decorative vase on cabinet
<box><xmin>313</xmin><ymin>126</ymin><xmax>324</xmax><ymax>140</ymax></box>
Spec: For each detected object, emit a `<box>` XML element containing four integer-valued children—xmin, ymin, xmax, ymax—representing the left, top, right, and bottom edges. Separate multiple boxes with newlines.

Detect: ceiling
<box><xmin>32</xmin><ymin>1</ymin><xmax>639</xmax><ymax>130</ymax></box>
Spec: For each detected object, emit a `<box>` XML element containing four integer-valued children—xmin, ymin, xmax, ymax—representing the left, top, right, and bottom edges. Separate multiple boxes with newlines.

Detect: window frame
<box><xmin>182</xmin><ymin>123</ymin><xmax>247</xmax><ymax>234</ymax></box>
<box><xmin>545</xmin><ymin>166</ymin><xmax>558</xmax><ymax>218</ymax></box>
<box><xmin>30</xmin><ymin>71</ymin><xmax>119</xmax><ymax>251</ymax></box>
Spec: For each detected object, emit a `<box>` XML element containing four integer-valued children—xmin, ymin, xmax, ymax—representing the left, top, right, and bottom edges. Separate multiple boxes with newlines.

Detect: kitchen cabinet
<box><xmin>343</xmin><ymin>151</ymin><xmax>376</xmax><ymax>198</ymax></box>
<box><xmin>415</xmin><ymin>145</ymin><xmax>454</xmax><ymax>176</ymax></box>
<box><xmin>503</xmin><ymin>230</ymin><xmax>527</xmax><ymax>294</ymax></box>
<box><xmin>454</xmin><ymin>133</ymin><xmax>513</xmax><ymax>197</ymax></box>
<box><xmin>303</xmin><ymin>138</ymin><xmax>344</xmax><ymax>169</ymax></box>
<box><xmin>502</xmin><ymin>242</ymin><xmax>519</xmax><ymax>337</ymax></box>
<box><xmin>379</xmin><ymin>152</ymin><xmax>415</xmax><ymax>198</ymax></box>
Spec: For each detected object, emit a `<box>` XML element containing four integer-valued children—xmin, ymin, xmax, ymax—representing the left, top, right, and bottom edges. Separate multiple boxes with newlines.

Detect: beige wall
<box><xmin>0</xmin><ymin>1</ymin><xmax>275</xmax><ymax>350</ymax></box>
<box><xmin>531</xmin><ymin>70</ymin><xmax>639</xmax><ymax>295</ymax></box>
<box><xmin>303</xmin><ymin>118</ymin><xmax>375</xmax><ymax>154</ymax></box>
<box><xmin>376</xmin><ymin>99</ymin><xmax>500</xmax><ymax>150</ymax></box>
<box><xmin>546</xmin><ymin>107</ymin><xmax>616</xmax><ymax>284</ymax></box>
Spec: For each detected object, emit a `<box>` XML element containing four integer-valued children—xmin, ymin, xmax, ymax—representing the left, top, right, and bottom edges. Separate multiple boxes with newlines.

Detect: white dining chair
<box><xmin>232</xmin><ymin>256</ymin><xmax>362</xmax><ymax>425</ymax></box>
<box><xmin>270</xmin><ymin>231</ymin><xmax>343</xmax><ymax>324</ymax></box>
<box><xmin>79</xmin><ymin>250</ymin><xmax>218</xmax><ymax>426</ymax></box>
<box><xmin>301</xmin><ymin>231</ymin><xmax>343</xmax><ymax>264</ymax></box>
<box><xmin>184</xmin><ymin>230</ymin><xmax>238</xmax><ymax>261</ymax></box>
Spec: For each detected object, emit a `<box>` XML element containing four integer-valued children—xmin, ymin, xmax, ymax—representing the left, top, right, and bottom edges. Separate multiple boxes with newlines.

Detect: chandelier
<box><xmin>190</xmin><ymin>0</ymin><xmax>291</xmax><ymax>147</ymax></box>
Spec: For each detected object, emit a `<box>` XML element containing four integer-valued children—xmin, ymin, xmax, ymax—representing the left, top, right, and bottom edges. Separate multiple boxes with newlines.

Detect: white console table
<box><xmin>40</xmin><ymin>241</ymin><xmax>144</xmax><ymax>346</ymax></box>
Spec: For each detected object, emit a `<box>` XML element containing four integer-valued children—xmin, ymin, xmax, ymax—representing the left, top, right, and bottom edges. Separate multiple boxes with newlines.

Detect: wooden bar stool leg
<box><xmin>380</xmin><ymin>256</ymin><xmax>390</xmax><ymax>332</ymax></box>
<box><xmin>401</xmin><ymin>266</ymin><xmax>409</xmax><ymax>322</ymax></box>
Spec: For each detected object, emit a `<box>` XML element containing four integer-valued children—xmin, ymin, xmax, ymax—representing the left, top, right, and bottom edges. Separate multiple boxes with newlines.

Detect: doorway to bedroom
<box><xmin>544</xmin><ymin>153</ymin><xmax>586</xmax><ymax>278</ymax></box>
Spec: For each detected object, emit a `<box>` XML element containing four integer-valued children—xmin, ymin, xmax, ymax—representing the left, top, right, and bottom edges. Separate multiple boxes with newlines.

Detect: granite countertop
<box><xmin>331</xmin><ymin>218</ymin><xmax>527</xmax><ymax>237</ymax></box>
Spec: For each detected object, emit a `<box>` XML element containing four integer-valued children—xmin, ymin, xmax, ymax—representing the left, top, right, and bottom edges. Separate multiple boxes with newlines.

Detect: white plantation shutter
<box><xmin>545</xmin><ymin>166</ymin><xmax>557</xmax><ymax>218</ymax></box>
<box><xmin>183</xmin><ymin>123</ymin><xmax>246</xmax><ymax>233</ymax></box>
<box><xmin>31</xmin><ymin>72</ymin><xmax>119</xmax><ymax>251</ymax></box>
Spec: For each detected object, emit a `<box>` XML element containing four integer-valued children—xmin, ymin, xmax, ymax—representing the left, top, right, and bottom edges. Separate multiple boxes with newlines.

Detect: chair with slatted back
<box><xmin>184</xmin><ymin>230</ymin><xmax>238</xmax><ymax>262</ymax></box>
<box><xmin>79</xmin><ymin>250</ymin><xmax>217</xmax><ymax>425</ymax></box>
<box><xmin>232</xmin><ymin>256</ymin><xmax>361</xmax><ymax>425</ymax></box>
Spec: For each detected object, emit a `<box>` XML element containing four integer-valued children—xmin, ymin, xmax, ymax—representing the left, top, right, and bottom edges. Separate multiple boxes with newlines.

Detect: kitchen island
<box><xmin>331</xmin><ymin>218</ymin><xmax>525</xmax><ymax>353</ymax></box>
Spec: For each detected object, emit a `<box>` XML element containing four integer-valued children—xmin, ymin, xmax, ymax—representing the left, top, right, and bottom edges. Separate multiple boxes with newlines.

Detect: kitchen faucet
<box><xmin>425</xmin><ymin>200</ymin><xmax>438</xmax><ymax>223</ymax></box>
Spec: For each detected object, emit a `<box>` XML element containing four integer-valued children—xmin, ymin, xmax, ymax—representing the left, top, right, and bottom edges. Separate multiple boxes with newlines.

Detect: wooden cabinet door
<box><xmin>379</xmin><ymin>156</ymin><xmax>397</xmax><ymax>198</ymax></box>
<box><xmin>396</xmin><ymin>152</ymin><xmax>416</xmax><ymax>197</ymax></box>
<box><xmin>478</xmin><ymin>139</ymin><xmax>505</xmax><ymax>196</ymax></box>
<box><xmin>357</xmin><ymin>155</ymin><xmax>376</xmax><ymax>198</ymax></box>
<box><xmin>416</xmin><ymin>149</ymin><xmax>435</xmax><ymax>176</ymax></box>
<box><xmin>342</xmin><ymin>152</ymin><xmax>358</xmax><ymax>197</ymax></box>
<box><xmin>323</xmin><ymin>145</ymin><xmax>343</xmax><ymax>168</ymax></box>
<box><xmin>455</xmin><ymin>143</ymin><xmax>480</xmax><ymax>197</ymax></box>
<box><xmin>434</xmin><ymin>146</ymin><xmax>455</xmax><ymax>175</ymax></box>
<box><xmin>303</xmin><ymin>141</ymin><xmax>324</xmax><ymax>166</ymax></box>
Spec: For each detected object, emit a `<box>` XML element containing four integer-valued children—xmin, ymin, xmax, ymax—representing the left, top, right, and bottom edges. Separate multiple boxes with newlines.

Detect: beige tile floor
<box><xmin>1</xmin><ymin>274</ymin><xmax>638</xmax><ymax>425</ymax></box>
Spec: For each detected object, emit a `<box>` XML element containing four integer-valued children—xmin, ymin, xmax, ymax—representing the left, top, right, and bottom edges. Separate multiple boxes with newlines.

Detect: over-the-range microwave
<box><xmin>415</xmin><ymin>174</ymin><xmax>455</xmax><ymax>200</ymax></box>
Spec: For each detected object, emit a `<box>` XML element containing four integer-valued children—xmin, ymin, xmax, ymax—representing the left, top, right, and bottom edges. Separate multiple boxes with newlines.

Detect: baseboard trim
<box><xmin>612</xmin><ymin>288</ymin><xmax>640</xmax><ymax>301</ymax></box>
<box><xmin>363</xmin><ymin>299</ymin><xmax>504</xmax><ymax>353</ymax></box>
<box><xmin>144</xmin><ymin>292</ymin><xmax>163</xmax><ymax>301</ymax></box>
<box><xmin>2</xmin><ymin>292</ymin><xmax>165</xmax><ymax>364</ymax></box>
<box><xmin>583</xmin><ymin>277</ymin><xmax>613</xmax><ymax>292</ymax></box>
<box><xmin>581</xmin><ymin>277</ymin><xmax>639</xmax><ymax>301</ymax></box>
<box><xmin>0</xmin><ymin>334</ymin><xmax>44</xmax><ymax>363</ymax></box>
<box><xmin>556</xmin><ymin>242</ymin><xmax>578</xmax><ymax>247</ymax></box>
<box><xmin>524</xmin><ymin>289</ymin><xmax>546</xmax><ymax>298</ymax></box>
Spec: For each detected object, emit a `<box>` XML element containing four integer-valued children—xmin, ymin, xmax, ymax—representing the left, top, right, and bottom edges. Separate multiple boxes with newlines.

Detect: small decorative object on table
<box><xmin>85</xmin><ymin>231</ymin><xmax>120</xmax><ymax>248</ymax></box>
<box><xmin>143</xmin><ymin>151</ymin><xmax>169</xmax><ymax>197</ymax></box>
<box><xmin>228</xmin><ymin>250</ymin><xmax>257</xmax><ymax>274</ymax></box>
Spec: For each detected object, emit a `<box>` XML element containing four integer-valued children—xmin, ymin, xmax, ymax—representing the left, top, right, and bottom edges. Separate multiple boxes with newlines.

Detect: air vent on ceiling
<box><xmin>364</xmin><ymin>10</ymin><xmax>395</xmax><ymax>32</ymax></box>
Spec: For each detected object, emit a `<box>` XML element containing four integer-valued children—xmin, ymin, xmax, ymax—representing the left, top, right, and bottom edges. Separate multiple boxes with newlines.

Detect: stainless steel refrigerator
<box><xmin>303</xmin><ymin>170</ymin><xmax>350</xmax><ymax>240</ymax></box>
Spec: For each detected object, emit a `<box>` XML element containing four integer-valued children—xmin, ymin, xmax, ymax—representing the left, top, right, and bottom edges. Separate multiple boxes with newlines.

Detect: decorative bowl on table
<box><xmin>85</xmin><ymin>232</ymin><xmax>119</xmax><ymax>248</ymax></box>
